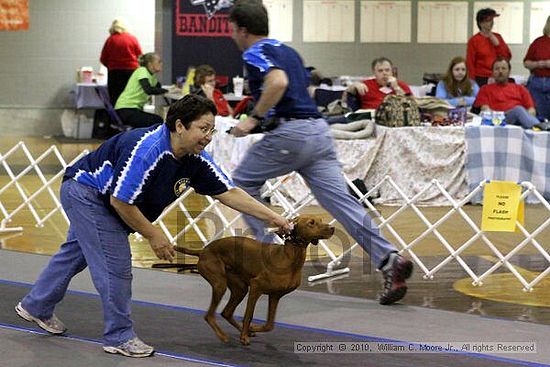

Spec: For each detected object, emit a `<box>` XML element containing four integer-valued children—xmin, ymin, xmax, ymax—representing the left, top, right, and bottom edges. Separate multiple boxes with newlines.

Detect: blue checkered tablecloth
<box><xmin>465</xmin><ymin>125</ymin><xmax>550</xmax><ymax>203</ymax></box>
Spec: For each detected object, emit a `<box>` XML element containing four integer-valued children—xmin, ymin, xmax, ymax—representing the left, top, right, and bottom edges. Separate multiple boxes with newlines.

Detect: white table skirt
<box><xmin>207</xmin><ymin>117</ymin><xmax>469</xmax><ymax>206</ymax></box>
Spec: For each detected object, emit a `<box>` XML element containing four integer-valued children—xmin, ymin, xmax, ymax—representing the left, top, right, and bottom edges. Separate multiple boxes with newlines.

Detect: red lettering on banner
<box><xmin>176</xmin><ymin>14</ymin><xmax>232</xmax><ymax>37</ymax></box>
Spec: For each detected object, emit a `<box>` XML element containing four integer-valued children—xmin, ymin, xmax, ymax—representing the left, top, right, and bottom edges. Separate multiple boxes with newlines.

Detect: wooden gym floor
<box><xmin>1</xmin><ymin>136</ymin><xmax>550</xmax><ymax>327</ymax></box>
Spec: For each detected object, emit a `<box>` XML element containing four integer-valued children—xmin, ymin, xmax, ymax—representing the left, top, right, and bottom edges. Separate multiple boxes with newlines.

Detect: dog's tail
<box><xmin>174</xmin><ymin>246</ymin><xmax>202</xmax><ymax>257</ymax></box>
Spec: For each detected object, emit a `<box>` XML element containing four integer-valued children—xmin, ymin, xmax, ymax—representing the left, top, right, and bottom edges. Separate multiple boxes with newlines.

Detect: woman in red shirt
<box><xmin>524</xmin><ymin>15</ymin><xmax>550</xmax><ymax>121</ymax></box>
<box><xmin>191</xmin><ymin>64</ymin><xmax>233</xmax><ymax>117</ymax></box>
<box><xmin>466</xmin><ymin>8</ymin><xmax>511</xmax><ymax>87</ymax></box>
<box><xmin>100</xmin><ymin>19</ymin><xmax>143</xmax><ymax>106</ymax></box>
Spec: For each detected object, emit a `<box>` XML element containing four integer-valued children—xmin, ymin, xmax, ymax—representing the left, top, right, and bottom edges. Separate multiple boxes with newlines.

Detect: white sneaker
<box><xmin>103</xmin><ymin>337</ymin><xmax>155</xmax><ymax>358</ymax></box>
<box><xmin>15</xmin><ymin>302</ymin><xmax>67</xmax><ymax>334</ymax></box>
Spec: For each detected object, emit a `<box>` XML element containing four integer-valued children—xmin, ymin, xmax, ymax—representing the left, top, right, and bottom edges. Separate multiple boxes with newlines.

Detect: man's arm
<box><xmin>138</xmin><ymin>79</ymin><xmax>168</xmax><ymax>95</ymax></box>
<box><xmin>212</xmin><ymin>188</ymin><xmax>290</xmax><ymax>231</ymax></box>
<box><xmin>388</xmin><ymin>77</ymin><xmax>406</xmax><ymax>96</ymax></box>
<box><xmin>495</xmin><ymin>33</ymin><xmax>512</xmax><ymax>59</ymax></box>
<box><xmin>524</xmin><ymin>60</ymin><xmax>550</xmax><ymax>71</ymax></box>
<box><xmin>110</xmin><ymin>196</ymin><xmax>175</xmax><ymax>261</ymax></box>
<box><xmin>230</xmin><ymin>68</ymin><xmax>288</xmax><ymax>137</ymax></box>
<box><xmin>345</xmin><ymin>82</ymin><xmax>368</xmax><ymax>96</ymax></box>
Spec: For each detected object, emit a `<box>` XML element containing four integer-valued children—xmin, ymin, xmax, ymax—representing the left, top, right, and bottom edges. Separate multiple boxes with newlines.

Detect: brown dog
<box><xmin>175</xmin><ymin>216</ymin><xmax>334</xmax><ymax>345</ymax></box>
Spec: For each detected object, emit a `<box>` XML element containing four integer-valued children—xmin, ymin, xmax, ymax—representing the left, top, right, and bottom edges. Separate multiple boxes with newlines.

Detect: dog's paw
<box><xmin>240</xmin><ymin>335</ymin><xmax>250</xmax><ymax>346</ymax></box>
<box><xmin>249</xmin><ymin>323</ymin><xmax>264</xmax><ymax>332</ymax></box>
<box><xmin>216</xmin><ymin>333</ymin><xmax>230</xmax><ymax>343</ymax></box>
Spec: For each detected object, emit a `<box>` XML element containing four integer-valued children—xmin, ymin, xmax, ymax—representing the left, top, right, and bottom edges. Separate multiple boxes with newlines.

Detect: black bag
<box><xmin>422</xmin><ymin>73</ymin><xmax>443</xmax><ymax>96</ymax></box>
<box><xmin>347</xmin><ymin>179</ymin><xmax>377</xmax><ymax>207</ymax></box>
<box><xmin>92</xmin><ymin>109</ymin><xmax>119</xmax><ymax>140</ymax></box>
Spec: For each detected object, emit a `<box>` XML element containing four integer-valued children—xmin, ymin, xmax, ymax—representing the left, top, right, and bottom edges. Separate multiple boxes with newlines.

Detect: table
<box><xmin>223</xmin><ymin>93</ymin><xmax>246</xmax><ymax>102</ymax></box>
<box><xmin>164</xmin><ymin>91</ymin><xmax>245</xmax><ymax>104</ymax></box>
<box><xmin>207</xmin><ymin>120</ymin><xmax>550</xmax><ymax>206</ymax></box>
<box><xmin>465</xmin><ymin>125</ymin><xmax>550</xmax><ymax>203</ymax></box>
<box><xmin>72</xmin><ymin>83</ymin><xmax>107</xmax><ymax>109</ymax></box>
<box><xmin>207</xmin><ymin>117</ymin><xmax>470</xmax><ymax>206</ymax></box>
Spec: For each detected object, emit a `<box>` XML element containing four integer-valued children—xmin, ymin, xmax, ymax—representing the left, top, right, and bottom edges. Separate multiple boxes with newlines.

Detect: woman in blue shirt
<box><xmin>436</xmin><ymin>56</ymin><xmax>480</xmax><ymax>108</ymax></box>
<box><xmin>15</xmin><ymin>94</ymin><xmax>291</xmax><ymax>358</ymax></box>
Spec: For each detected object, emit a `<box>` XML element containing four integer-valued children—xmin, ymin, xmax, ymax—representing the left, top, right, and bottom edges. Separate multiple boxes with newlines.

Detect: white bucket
<box><xmin>61</xmin><ymin>110</ymin><xmax>93</xmax><ymax>139</ymax></box>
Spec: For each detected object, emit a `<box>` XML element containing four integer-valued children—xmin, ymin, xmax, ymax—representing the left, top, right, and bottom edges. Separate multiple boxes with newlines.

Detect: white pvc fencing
<box><xmin>0</xmin><ymin>142</ymin><xmax>88</xmax><ymax>234</ymax></box>
<box><xmin>1</xmin><ymin>141</ymin><xmax>548</xmax><ymax>291</ymax></box>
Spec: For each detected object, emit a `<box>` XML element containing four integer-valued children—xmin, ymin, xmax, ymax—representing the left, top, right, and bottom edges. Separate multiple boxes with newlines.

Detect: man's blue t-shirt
<box><xmin>64</xmin><ymin>123</ymin><xmax>234</xmax><ymax>224</ymax></box>
<box><xmin>243</xmin><ymin>38</ymin><xmax>321</xmax><ymax>119</ymax></box>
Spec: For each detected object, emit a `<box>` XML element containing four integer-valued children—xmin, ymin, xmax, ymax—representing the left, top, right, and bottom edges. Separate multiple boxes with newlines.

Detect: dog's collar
<box><xmin>283</xmin><ymin>227</ymin><xmax>309</xmax><ymax>247</ymax></box>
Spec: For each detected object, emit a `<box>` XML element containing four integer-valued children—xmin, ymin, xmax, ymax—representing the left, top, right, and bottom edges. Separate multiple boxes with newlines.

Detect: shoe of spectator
<box><xmin>15</xmin><ymin>302</ymin><xmax>67</xmax><ymax>334</ymax></box>
<box><xmin>379</xmin><ymin>253</ymin><xmax>413</xmax><ymax>305</ymax></box>
<box><xmin>103</xmin><ymin>337</ymin><xmax>155</xmax><ymax>358</ymax></box>
<box><xmin>535</xmin><ymin>121</ymin><xmax>550</xmax><ymax>131</ymax></box>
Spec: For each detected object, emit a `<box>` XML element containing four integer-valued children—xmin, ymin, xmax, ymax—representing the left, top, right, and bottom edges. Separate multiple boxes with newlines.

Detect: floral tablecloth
<box><xmin>207</xmin><ymin>117</ymin><xmax>469</xmax><ymax>206</ymax></box>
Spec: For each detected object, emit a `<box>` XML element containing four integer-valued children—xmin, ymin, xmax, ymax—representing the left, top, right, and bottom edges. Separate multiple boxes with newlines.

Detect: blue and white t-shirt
<box><xmin>64</xmin><ymin>123</ymin><xmax>234</xmax><ymax>223</ymax></box>
<box><xmin>243</xmin><ymin>38</ymin><xmax>321</xmax><ymax>119</ymax></box>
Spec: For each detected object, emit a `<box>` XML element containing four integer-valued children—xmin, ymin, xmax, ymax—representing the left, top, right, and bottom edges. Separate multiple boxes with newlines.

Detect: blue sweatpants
<box><xmin>527</xmin><ymin>76</ymin><xmax>550</xmax><ymax>121</ymax></box>
<box><xmin>21</xmin><ymin>179</ymin><xmax>135</xmax><ymax>346</ymax></box>
<box><xmin>505</xmin><ymin>106</ymin><xmax>540</xmax><ymax>129</ymax></box>
<box><xmin>232</xmin><ymin>118</ymin><xmax>396</xmax><ymax>268</ymax></box>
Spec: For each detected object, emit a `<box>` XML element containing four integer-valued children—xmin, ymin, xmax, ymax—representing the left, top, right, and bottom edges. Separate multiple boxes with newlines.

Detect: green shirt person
<box><xmin>114</xmin><ymin>52</ymin><xmax>167</xmax><ymax>128</ymax></box>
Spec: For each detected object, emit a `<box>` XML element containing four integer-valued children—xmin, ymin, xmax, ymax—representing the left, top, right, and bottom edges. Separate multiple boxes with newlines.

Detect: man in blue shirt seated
<box><xmin>228</xmin><ymin>1</ymin><xmax>413</xmax><ymax>307</ymax></box>
<box><xmin>15</xmin><ymin>94</ymin><xmax>290</xmax><ymax>358</ymax></box>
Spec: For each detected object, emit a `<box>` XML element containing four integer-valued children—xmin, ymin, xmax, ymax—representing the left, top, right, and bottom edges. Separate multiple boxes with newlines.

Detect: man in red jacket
<box><xmin>467</xmin><ymin>8</ymin><xmax>511</xmax><ymax>87</ymax></box>
<box><xmin>474</xmin><ymin>58</ymin><xmax>548</xmax><ymax>130</ymax></box>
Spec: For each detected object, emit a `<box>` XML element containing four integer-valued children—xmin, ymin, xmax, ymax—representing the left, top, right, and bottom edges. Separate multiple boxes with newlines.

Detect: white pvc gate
<box><xmin>0</xmin><ymin>142</ymin><xmax>88</xmax><ymax>234</ymax></box>
<box><xmin>1</xmin><ymin>141</ymin><xmax>549</xmax><ymax>291</ymax></box>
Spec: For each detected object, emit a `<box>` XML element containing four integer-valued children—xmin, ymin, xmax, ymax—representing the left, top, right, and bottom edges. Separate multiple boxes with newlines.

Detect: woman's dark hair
<box><xmin>194</xmin><ymin>64</ymin><xmax>216</xmax><ymax>87</ymax></box>
<box><xmin>475</xmin><ymin>8</ymin><xmax>497</xmax><ymax>30</ymax></box>
<box><xmin>229</xmin><ymin>0</ymin><xmax>269</xmax><ymax>36</ymax></box>
<box><xmin>442</xmin><ymin>56</ymin><xmax>473</xmax><ymax>98</ymax></box>
<box><xmin>138</xmin><ymin>52</ymin><xmax>158</xmax><ymax>67</ymax></box>
<box><xmin>165</xmin><ymin>94</ymin><xmax>217</xmax><ymax>131</ymax></box>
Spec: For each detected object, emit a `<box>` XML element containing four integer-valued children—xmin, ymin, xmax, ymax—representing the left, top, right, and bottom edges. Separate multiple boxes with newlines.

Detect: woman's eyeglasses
<box><xmin>199</xmin><ymin>126</ymin><xmax>217</xmax><ymax>136</ymax></box>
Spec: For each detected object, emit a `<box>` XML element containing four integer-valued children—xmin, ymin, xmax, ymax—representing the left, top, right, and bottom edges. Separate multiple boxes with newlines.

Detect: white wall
<box><xmin>0</xmin><ymin>0</ymin><xmax>155</xmax><ymax>108</ymax></box>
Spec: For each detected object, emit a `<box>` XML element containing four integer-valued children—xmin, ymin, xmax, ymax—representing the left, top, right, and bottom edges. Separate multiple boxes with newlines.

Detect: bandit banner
<box><xmin>173</xmin><ymin>0</ymin><xmax>243</xmax><ymax>87</ymax></box>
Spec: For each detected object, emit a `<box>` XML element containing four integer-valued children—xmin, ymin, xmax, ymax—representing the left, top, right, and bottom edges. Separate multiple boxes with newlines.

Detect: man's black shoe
<box><xmin>379</xmin><ymin>254</ymin><xmax>413</xmax><ymax>305</ymax></box>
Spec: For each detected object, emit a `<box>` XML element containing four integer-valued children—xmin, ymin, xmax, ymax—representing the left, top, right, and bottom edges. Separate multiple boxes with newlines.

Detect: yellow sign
<box><xmin>481</xmin><ymin>181</ymin><xmax>524</xmax><ymax>232</ymax></box>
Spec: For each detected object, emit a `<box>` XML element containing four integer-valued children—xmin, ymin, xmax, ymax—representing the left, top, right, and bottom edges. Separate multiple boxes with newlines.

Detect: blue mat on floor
<box><xmin>0</xmin><ymin>280</ymin><xmax>542</xmax><ymax>367</ymax></box>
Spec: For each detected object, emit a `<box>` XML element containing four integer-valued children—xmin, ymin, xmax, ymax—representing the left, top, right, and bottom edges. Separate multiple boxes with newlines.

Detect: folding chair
<box><xmin>93</xmin><ymin>86</ymin><xmax>132</xmax><ymax>133</ymax></box>
<box><xmin>346</xmin><ymin>93</ymin><xmax>361</xmax><ymax>112</ymax></box>
<box><xmin>215</xmin><ymin>75</ymin><xmax>229</xmax><ymax>94</ymax></box>
<box><xmin>313</xmin><ymin>88</ymin><xmax>344</xmax><ymax>109</ymax></box>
